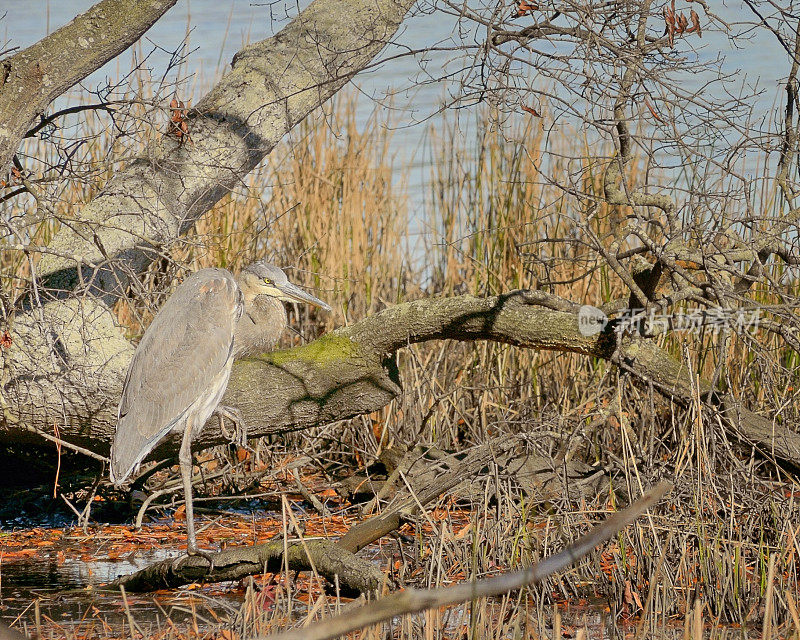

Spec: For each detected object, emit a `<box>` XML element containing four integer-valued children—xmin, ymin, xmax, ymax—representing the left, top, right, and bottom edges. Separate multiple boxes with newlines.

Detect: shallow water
<box><xmin>1</xmin><ymin>545</ymin><xmax>177</xmax><ymax>591</ymax></box>
<box><xmin>0</xmin><ymin>508</ymin><xmax>269</xmax><ymax>636</ymax></box>
<box><xmin>0</xmin><ymin>533</ymin><xmax>223</xmax><ymax>633</ymax></box>
<box><xmin>0</xmin><ymin>496</ymin><xmax>372</xmax><ymax>636</ymax></box>
<box><xmin>0</xmin><ymin>520</ymin><xmax>756</xmax><ymax>639</ymax></box>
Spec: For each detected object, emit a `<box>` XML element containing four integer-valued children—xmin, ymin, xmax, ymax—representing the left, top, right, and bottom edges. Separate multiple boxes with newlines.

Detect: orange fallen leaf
<box><xmin>623</xmin><ymin>579</ymin><xmax>644</xmax><ymax>612</ymax></box>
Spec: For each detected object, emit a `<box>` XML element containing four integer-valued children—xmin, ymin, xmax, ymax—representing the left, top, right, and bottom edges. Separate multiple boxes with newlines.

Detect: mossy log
<box><xmin>109</xmin><ymin>538</ymin><xmax>385</xmax><ymax>594</ymax></box>
<box><xmin>4</xmin><ymin>292</ymin><xmax>800</xmax><ymax>468</ymax></box>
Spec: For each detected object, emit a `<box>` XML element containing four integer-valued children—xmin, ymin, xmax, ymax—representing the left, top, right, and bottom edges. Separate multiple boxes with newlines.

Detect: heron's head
<box><xmin>239</xmin><ymin>261</ymin><xmax>331</xmax><ymax>311</ymax></box>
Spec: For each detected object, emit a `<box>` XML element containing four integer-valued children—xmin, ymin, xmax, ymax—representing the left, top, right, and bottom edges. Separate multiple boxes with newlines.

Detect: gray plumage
<box><xmin>235</xmin><ymin>262</ymin><xmax>291</xmax><ymax>358</ymax></box>
<box><xmin>111</xmin><ymin>268</ymin><xmax>242</xmax><ymax>483</ymax></box>
<box><xmin>110</xmin><ymin>260</ymin><xmax>330</xmax><ymax>556</ymax></box>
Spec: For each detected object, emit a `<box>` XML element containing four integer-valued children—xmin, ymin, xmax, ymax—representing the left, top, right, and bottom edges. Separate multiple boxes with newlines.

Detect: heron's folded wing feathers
<box><xmin>112</xmin><ymin>269</ymin><xmax>242</xmax><ymax>481</ymax></box>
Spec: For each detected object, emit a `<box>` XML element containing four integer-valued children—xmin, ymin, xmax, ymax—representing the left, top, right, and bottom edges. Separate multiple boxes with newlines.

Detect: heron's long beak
<box><xmin>276</xmin><ymin>281</ymin><xmax>332</xmax><ymax>311</ymax></box>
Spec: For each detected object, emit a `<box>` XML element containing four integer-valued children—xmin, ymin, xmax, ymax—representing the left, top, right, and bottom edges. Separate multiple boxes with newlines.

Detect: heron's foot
<box><xmin>215</xmin><ymin>405</ymin><xmax>251</xmax><ymax>450</ymax></box>
<box><xmin>185</xmin><ymin>546</ymin><xmax>216</xmax><ymax>573</ymax></box>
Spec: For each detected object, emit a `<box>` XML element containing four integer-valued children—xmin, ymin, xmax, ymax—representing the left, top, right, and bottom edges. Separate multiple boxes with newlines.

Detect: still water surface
<box><xmin>0</xmin><ymin>0</ymin><xmax>789</xmax><ymax>211</ymax></box>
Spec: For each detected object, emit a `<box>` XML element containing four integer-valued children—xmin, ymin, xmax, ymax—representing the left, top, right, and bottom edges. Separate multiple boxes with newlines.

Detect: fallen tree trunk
<box><xmin>110</xmin><ymin>538</ymin><xmax>384</xmax><ymax>594</ymax></box>
<box><xmin>111</xmin><ymin>434</ymin><xmax>519</xmax><ymax>592</ymax></box>
<box><xmin>263</xmin><ymin>482</ymin><xmax>672</xmax><ymax>640</ymax></box>
<box><xmin>4</xmin><ymin>292</ymin><xmax>799</xmax><ymax>468</ymax></box>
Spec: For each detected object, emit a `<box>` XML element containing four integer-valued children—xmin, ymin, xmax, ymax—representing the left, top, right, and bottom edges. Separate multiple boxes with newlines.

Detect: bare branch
<box><xmin>0</xmin><ymin>0</ymin><xmax>177</xmax><ymax>174</ymax></box>
<box><xmin>261</xmin><ymin>482</ymin><xmax>672</xmax><ymax>640</ymax></box>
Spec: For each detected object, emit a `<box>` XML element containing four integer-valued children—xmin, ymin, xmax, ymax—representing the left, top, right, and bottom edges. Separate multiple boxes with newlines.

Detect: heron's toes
<box><xmin>216</xmin><ymin>405</ymin><xmax>251</xmax><ymax>449</ymax></box>
<box><xmin>186</xmin><ymin>546</ymin><xmax>216</xmax><ymax>573</ymax></box>
<box><xmin>236</xmin><ymin>430</ymin><xmax>253</xmax><ymax>451</ymax></box>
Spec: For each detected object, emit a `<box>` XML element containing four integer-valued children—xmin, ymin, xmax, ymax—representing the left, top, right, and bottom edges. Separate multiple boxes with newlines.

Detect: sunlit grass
<box><xmin>3</xmin><ymin>78</ymin><xmax>800</xmax><ymax>638</ymax></box>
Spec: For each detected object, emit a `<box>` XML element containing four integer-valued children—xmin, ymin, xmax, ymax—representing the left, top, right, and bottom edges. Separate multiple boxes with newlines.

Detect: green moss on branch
<box><xmin>265</xmin><ymin>333</ymin><xmax>360</xmax><ymax>367</ymax></box>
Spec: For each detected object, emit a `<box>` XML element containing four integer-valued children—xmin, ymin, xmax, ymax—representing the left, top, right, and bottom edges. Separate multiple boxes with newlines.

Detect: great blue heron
<box><xmin>110</xmin><ymin>261</ymin><xmax>330</xmax><ymax>559</ymax></box>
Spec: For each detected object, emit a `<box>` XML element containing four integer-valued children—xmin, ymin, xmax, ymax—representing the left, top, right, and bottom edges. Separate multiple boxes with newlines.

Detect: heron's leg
<box><xmin>215</xmin><ymin>405</ymin><xmax>250</xmax><ymax>449</ymax></box>
<box><xmin>178</xmin><ymin>423</ymin><xmax>215</xmax><ymax>571</ymax></box>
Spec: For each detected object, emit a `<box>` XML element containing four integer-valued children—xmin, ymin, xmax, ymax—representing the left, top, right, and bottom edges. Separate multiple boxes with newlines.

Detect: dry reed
<box><xmin>2</xmin><ymin>77</ymin><xmax>800</xmax><ymax>639</ymax></box>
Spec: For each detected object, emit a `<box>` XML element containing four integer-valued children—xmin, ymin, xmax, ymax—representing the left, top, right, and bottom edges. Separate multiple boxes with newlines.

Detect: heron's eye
<box><xmin>263</xmin><ymin>278</ymin><xmax>272</xmax><ymax>285</ymax></box>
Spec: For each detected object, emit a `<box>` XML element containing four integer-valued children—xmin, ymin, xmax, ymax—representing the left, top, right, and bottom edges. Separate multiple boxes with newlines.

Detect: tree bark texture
<box><xmin>38</xmin><ymin>0</ymin><xmax>415</xmax><ymax>299</ymax></box>
<box><xmin>109</xmin><ymin>538</ymin><xmax>384</xmax><ymax>594</ymax></box>
<box><xmin>0</xmin><ymin>0</ymin><xmax>177</xmax><ymax>175</ymax></box>
<box><xmin>1</xmin><ymin>0</ymin><xmax>415</xmax><ymax>452</ymax></box>
<box><xmin>5</xmin><ymin>292</ymin><xmax>799</xmax><ymax>468</ymax></box>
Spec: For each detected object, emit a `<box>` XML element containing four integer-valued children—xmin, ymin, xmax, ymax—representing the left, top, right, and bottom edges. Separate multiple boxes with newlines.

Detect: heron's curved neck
<box><xmin>233</xmin><ymin>291</ymin><xmax>287</xmax><ymax>358</ymax></box>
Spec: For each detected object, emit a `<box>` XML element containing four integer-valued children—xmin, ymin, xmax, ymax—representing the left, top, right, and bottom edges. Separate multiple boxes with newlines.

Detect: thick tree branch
<box><xmin>37</xmin><ymin>0</ymin><xmax>416</xmax><ymax>301</ymax></box>
<box><xmin>4</xmin><ymin>293</ymin><xmax>798</xmax><ymax>469</ymax></box>
<box><xmin>109</xmin><ymin>538</ymin><xmax>384</xmax><ymax>594</ymax></box>
<box><xmin>0</xmin><ymin>0</ymin><xmax>176</xmax><ymax>175</ymax></box>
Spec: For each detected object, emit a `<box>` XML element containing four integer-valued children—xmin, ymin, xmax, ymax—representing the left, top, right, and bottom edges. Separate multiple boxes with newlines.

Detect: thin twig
<box><xmin>259</xmin><ymin>482</ymin><xmax>672</xmax><ymax>640</ymax></box>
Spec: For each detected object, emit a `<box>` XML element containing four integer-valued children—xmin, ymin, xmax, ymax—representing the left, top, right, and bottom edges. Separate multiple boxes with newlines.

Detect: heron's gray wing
<box><xmin>111</xmin><ymin>268</ymin><xmax>243</xmax><ymax>483</ymax></box>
